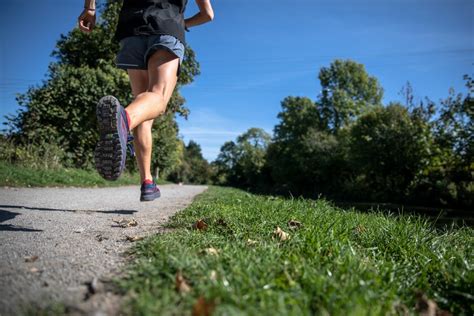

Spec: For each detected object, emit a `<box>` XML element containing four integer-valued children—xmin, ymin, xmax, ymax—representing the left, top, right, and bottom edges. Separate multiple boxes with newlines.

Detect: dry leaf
<box><xmin>113</xmin><ymin>218</ymin><xmax>138</xmax><ymax>228</ymax></box>
<box><xmin>127</xmin><ymin>219</ymin><xmax>138</xmax><ymax>227</ymax></box>
<box><xmin>273</xmin><ymin>226</ymin><xmax>290</xmax><ymax>241</ymax></box>
<box><xmin>95</xmin><ymin>234</ymin><xmax>108</xmax><ymax>242</ymax></box>
<box><xmin>355</xmin><ymin>225</ymin><xmax>366</xmax><ymax>234</ymax></box>
<box><xmin>246</xmin><ymin>239</ymin><xmax>257</xmax><ymax>246</ymax></box>
<box><xmin>126</xmin><ymin>235</ymin><xmax>144</xmax><ymax>242</ymax></box>
<box><xmin>193</xmin><ymin>219</ymin><xmax>208</xmax><ymax>231</ymax></box>
<box><xmin>175</xmin><ymin>271</ymin><xmax>192</xmax><ymax>294</ymax></box>
<box><xmin>24</xmin><ymin>255</ymin><xmax>39</xmax><ymax>263</ymax></box>
<box><xmin>415</xmin><ymin>292</ymin><xmax>438</xmax><ymax>316</ymax></box>
<box><xmin>287</xmin><ymin>220</ymin><xmax>302</xmax><ymax>230</ymax></box>
<box><xmin>205</xmin><ymin>247</ymin><xmax>219</xmax><ymax>256</ymax></box>
<box><xmin>192</xmin><ymin>296</ymin><xmax>216</xmax><ymax>316</ymax></box>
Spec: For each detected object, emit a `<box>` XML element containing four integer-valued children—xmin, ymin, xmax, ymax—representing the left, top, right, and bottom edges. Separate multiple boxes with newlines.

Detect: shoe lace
<box><xmin>127</xmin><ymin>134</ymin><xmax>135</xmax><ymax>157</ymax></box>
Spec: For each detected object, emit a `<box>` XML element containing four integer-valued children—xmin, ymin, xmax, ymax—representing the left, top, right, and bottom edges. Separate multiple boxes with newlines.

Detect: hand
<box><xmin>78</xmin><ymin>9</ymin><xmax>96</xmax><ymax>33</ymax></box>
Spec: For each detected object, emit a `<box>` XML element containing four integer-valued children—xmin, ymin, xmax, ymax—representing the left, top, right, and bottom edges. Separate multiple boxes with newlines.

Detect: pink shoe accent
<box><xmin>124</xmin><ymin>109</ymin><xmax>131</xmax><ymax>131</ymax></box>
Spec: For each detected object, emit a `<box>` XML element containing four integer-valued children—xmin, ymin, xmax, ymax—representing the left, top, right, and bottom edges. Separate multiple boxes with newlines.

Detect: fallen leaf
<box><xmin>95</xmin><ymin>234</ymin><xmax>108</xmax><ymax>242</ymax></box>
<box><xmin>287</xmin><ymin>220</ymin><xmax>302</xmax><ymax>230</ymax></box>
<box><xmin>192</xmin><ymin>296</ymin><xmax>216</xmax><ymax>316</ymax></box>
<box><xmin>205</xmin><ymin>247</ymin><xmax>219</xmax><ymax>256</ymax></box>
<box><xmin>355</xmin><ymin>225</ymin><xmax>366</xmax><ymax>234</ymax></box>
<box><xmin>125</xmin><ymin>235</ymin><xmax>144</xmax><ymax>242</ymax></box>
<box><xmin>273</xmin><ymin>226</ymin><xmax>290</xmax><ymax>241</ymax></box>
<box><xmin>415</xmin><ymin>292</ymin><xmax>438</xmax><ymax>316</ymax></box>
<box><xmin>175</xmin><ymin>271</ymin><xmax>192</xmax><ymax>294</ymax></box>
<box><xmin>193</xmin><ymin>219</ymin><xmax>208</xmax><ymax>231</ymax></box>
<box><xmin>24</xmin><ymin>255</ymin><xmax>39</xmax><ymax>263</ymax></box>
<box><xmin>246</xmin><ymin>239</ymin><xmax>257</xmax><ymax>246</ymax></box>
<box><xmin>113</xmin><ymin>218</ymin><xmax>138</xmax><ymax>228</ymax></box>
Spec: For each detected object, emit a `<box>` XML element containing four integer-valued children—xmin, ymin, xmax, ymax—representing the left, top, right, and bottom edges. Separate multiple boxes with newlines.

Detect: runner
<box><xmin>78</xmin><ymin>0</ymin><xmax>214</xmax><ymax>201</ymax></box>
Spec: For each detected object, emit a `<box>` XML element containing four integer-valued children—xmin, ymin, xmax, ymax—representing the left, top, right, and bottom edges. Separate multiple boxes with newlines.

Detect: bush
<box><xmin>349</xmin><ymin>103</ymin><xmax>432</xmax><ymax>202</ymax></box>
<box><xmin>0</xmin><ymin>136</ymin><xmax>66</xmax><ymax>170</ymax></box>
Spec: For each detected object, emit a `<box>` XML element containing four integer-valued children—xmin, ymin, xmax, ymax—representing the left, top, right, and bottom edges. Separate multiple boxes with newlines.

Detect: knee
<box><xmin>134</xmin><ymin>120</ymin><xmax>154</xmax><ymax>134</ymax></box>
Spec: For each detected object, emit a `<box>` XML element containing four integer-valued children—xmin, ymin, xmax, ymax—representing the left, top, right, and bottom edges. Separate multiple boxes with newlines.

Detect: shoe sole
<box><xmin>140</xmin><ymin>191</ymin><xmax>161</xmax><ymax>202</ymax></box>
<box><xmin>94</xmin><ymin>96</ymin><xmax>125</xmax><ymax>181</ymax></box>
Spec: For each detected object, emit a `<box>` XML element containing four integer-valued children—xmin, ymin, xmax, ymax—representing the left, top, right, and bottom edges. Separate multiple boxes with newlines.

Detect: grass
<box><xmin>0</xmin><ymin>161</ymin><xmax>167</xmax><ymax>187</ymax></box>
<box><xmin>119</xmin><ymin>186</ymin><xmax>473</xmax><ymax>315</ymax></box>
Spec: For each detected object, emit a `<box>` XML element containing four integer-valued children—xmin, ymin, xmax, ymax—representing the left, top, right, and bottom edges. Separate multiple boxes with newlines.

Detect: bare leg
<box><xmin>125</xmin><ymin>50</ymin><xmax>179</xmax><ymax>130</ymax></box>
<box><xmin>125</xmin><ymin>50</ymin><xmax>179</xmax><ymax>182</ymax></box>
<box><xmin>127</xmin><ymin>69</ymin><xmax>153</xmax><ymax>183</ymax></box>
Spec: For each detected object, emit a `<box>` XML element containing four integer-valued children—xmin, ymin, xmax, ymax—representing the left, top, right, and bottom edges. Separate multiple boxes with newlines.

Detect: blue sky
<box><xmin>0</xmin><ymin>0</ymin><xmax>472</xmax><ymax>161</ymax></box>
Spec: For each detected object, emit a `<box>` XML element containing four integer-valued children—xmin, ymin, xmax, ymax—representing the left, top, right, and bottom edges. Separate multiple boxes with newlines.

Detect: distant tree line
<box><xmin>213</xmin><ymin>60</ymin><xmax>473</xmax><ymax>209</ymax></box>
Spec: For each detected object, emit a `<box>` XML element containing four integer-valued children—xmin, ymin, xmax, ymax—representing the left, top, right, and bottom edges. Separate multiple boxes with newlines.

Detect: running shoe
<box><xmin>140</xmin><ymin>180</ymin><xmax>161</xmax><ymax>202</ymax></box>
<box><xmin>94</xmin><ymin>96</ymin><xmax>133</xmax><ymax>181</ymax></box>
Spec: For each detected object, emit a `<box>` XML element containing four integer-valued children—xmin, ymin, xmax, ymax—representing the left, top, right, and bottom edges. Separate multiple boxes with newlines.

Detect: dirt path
<box><xmin>0</xmin><ymin>184</ymin><xmax>207</xmax><ymax>315</ymax></box>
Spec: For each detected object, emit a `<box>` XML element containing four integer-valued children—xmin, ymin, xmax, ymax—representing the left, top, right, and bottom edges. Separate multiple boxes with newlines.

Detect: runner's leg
<box><xmin>125</xmin><ymin>50</ymin><xmax>179</xmax><ymax>130</ymax></box>
<box><xmin>127</xmin><ymin>69</ymin><xmax>154</xmax><ymax>183</ymax></box>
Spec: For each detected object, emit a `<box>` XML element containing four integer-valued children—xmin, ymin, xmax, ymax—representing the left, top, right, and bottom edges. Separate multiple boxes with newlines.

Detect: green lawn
<box><xmin>119</xmin><ymin>186</ymin><xmax>473</xmax><ymax>315</ymax></box>
<box><xmin>0</xmin><ymin>161</ymin><xmax>166</xmax><ymax>187</ymax></box>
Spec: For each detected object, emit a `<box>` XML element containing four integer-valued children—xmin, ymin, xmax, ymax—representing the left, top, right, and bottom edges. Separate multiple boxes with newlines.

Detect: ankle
<box><xmin>142</xmin><ymin>178</ymin><xmax>154</xmax><ymax>185</ymax></box>
<box><xmin>124</xmin><ymin>109</ymin><xmax>132</xmax><ymax>131</ymax></box>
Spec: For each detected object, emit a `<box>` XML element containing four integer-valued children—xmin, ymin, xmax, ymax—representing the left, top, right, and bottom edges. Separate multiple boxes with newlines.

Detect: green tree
<box><xmin>169</xmin><ymin>140</ymin><xmax>212</xmax><ymax>184</ymax></box>
<box><xmin>267</xmin><ymin>96</ymin><xmax>350</xmax><ymax>197</ymax></box>
<box><xmin>6</xmin><ymin>0</ymin><xmax>200</xmax><ymax>173</ymax></box>
<box><xmin>273</xmin><ymin>96</ymin><xmax>320</xmax><ymax>141</ymax></box>
<box><xmin>410</xmin><ymin>76</ymin><xmax>473</xmax><ymax>207</ymax></box>
<box><xmin>214</xmin><ymin>128</ymin><xmax>271</xmax><ymax>189</ymax></box>
<box><xmin>349</xmin><ymin>103</ymin><xmax>432</xmax><ymax>202</ymax></box>
<box><xmin>318</xmin><ymin>59</ymin><xmax>384</xmax><ymax>132</ymax></box>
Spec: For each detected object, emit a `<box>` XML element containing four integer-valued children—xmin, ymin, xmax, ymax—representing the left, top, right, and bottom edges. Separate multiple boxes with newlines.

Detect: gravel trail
<box><xmin>0</xmin><ymin>184</ymin><xmax>207</xmax><ymax>315</ymax></box>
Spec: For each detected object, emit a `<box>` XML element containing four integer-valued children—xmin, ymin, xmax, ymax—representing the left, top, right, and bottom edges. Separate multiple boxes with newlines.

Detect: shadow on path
<box><xmin>0</xmin><ymin>209</ymin><xmax>43</xmax><ymax>232</ymax></box>
<box><xmin>0</xmin><ymin>224</ymin><xmax>43</xmax><ymax>232</ymax></box>
<box><xmin>0</xmin><ymin>209</ymin><xmax>20</xmax><ymax>223</ymax></box>
<box><xmin>0</xmin><ymin>205</ymin><xmax>137</xmax><ymax>215</ymax></box>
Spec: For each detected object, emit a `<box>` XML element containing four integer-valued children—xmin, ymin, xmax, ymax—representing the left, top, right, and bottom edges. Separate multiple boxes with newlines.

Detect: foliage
<box><xmin>214</xmin><ymin>59</ymin><xmax>472</xmax><ymax>209</ymax></box>
<box><xmin>0</xmin><ymin>160</ymin><xmax>146</xmax><ymax>187</ymax></box>
<box><xmin>168</xmin><ymin>140</ymin><xmax>213</xmax><ymax>184</ymax></box>
<box><xmin>318</xmin><ymin>59</ymin><xmax>383</xmax><ymax>132</ymax></box>
<box><xmin>120</xmin><ymin>187</ymin><xmax>473</xmax><ymax>315</ymax></box>
<box><xmin>349</xmin><ymin>103</ymin><xmax>432</xmax><ymax>202</ymax></box>
<box><xmin>267</xmin><ymin>96</ymin><xmax>350</xmax><ymax>197</ymax></box>
<box><xmin>214</xmin><ymin>128</ymin><xmax>271</xmax><ymax>190</ymax></box>
<box><xmin>408</xmin><ymin>77</ymin><xmax>474</xmax><ymax>207</ymax></box>
<box><xmin>0</xmin><ymin>135</ymin><xmax>65</xmax><ymax>170</ymax></box>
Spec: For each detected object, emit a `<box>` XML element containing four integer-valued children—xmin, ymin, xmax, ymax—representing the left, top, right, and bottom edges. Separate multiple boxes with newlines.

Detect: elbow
<box><xmin>204</xmin><ymin>11</ymin><xmax>214</xmax><ymax>22</ymax></box>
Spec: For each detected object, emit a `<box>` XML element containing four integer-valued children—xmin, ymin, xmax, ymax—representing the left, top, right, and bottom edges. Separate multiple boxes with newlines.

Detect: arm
<box><xmin>78</xmin><ymin>0</ymin><xmax>96</xmax><ymax>33</ymax></box>
<box><xmin>185</xmin><ymin>0</ymin><xmax>214</xmax><ymax>29</ymax></box>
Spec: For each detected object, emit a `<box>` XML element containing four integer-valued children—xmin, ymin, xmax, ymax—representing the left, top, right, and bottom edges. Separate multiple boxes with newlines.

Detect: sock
<box><xmin>124</xmin><ymin>109</ymin><xmax>131</xmax><ymax>131</ymax></box>
<box><xmin>143</xmin><ymin>179</ymin><xmax>154</xmax><ymax>185</ymax></box>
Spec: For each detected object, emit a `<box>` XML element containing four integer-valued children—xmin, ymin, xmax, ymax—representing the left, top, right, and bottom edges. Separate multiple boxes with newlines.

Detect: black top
<box><xmin>115</xmin><ymin>0</ymin><xmax>188</xmax><ymax>44</ymax></box>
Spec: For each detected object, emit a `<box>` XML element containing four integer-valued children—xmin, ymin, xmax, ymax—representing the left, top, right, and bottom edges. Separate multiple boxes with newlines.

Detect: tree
<box><xmin>349</xmin><ymin>103</ymin><xmax>432</xmax><ymax>202</ymax></box>
<box><xmin>6</xmin><ymin>0</ymin><xmax>200</xmax><ymax>172</ymax></box>
<box><xmin>410</xmin><ymin>76</ymin><xmax>473</xmax><ymax>207</ymax></box>
<box><xmin>267</xmin><ymin>95</ymin><xmax>350</xmax><ymax>197</ymax></box>
<box><xmin>318</xmin><ymin>59</ymin><xmax>384</xmax><ymax>132</ymax></box>
<box><xmin>168</xmin><ymin>140</ymin><xmax>212</xmax><ymax>184</ymax></box>
<box><xmin>273</xmin><ymin>97</ymin><xmax>320</xmax><ymax>141</ymax></box>
<box><xmin>214</xmin><ymin>128</ymin><xmax>271</xmax><ymax>190</ymax></box>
